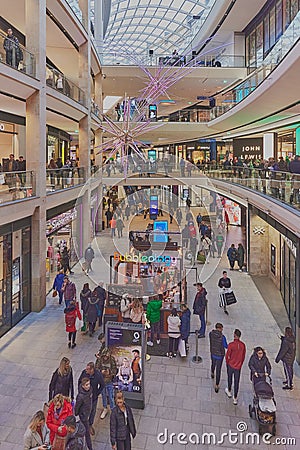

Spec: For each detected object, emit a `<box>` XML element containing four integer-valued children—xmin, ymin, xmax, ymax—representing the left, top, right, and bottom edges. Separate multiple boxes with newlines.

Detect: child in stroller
<box><xmin>248</xmin><ymin>347</ymin><xmax>276</xmax><ymax>435</ymax></box>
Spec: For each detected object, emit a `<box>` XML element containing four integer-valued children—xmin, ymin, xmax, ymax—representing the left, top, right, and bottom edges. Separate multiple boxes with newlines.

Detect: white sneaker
<box><xmin>225</xmin><ymin>388</ymin><xmax>232</xmax><ymax>398</ymax></box>
<box><xmin>233</xmin><ymin>397</ymin><xmax>238</xmax><ymax>405</ymax></box>
<box><xmin>100</xmin><ymin>408</ymin><xmax>108</xmax><ymax>419</ymax></box>
<box><xmin>156</xmin><ymin>339</ymin><xmax>160</xmax><ymax>345</ymax></box>
<box><xmin>147</xmin><ymin>341</ymin><xmax>154</xmax><ymax>347</ymax></box>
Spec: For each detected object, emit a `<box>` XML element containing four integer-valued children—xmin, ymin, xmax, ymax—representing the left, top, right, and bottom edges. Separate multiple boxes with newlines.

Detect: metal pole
<box><xmin>192</xmin><ymin>329</ymin><xmax>202</xmax><ymax>364</ymax></box>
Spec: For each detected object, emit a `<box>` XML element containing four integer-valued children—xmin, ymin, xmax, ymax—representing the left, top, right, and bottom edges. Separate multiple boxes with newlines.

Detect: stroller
<box><xmin>249</xmin><ymin>375</ymin><xmax>276</xmax><ymax>436</ymax></box>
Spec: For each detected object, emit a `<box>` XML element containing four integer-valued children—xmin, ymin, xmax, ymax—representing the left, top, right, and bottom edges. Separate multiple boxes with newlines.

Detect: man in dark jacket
<box><xmin>75</xmin><ymin>378</ymin><xmax>93</xmax><ymax>450</ymax></box>
<box><xmin>64</xmin><ymin>415</ymin><xmax>86</xmax><ymax>450</ymax></box>
<box><xmin>275</xmin><ymin>326</ymin><xmax>296</xmax><ymax>390</ymax></box>
<box><xmin>95</xmin><ymin>347</ymin><xmax>118</xmax><ymax>419</ymax></box>
<box><xmin>78</xmin><ymin>362</ymin><xmax>105</xmax><ymax>435</ymax></box>
<box><xmin>218</xmin><ymin>271</ymin><xmax>232</xmax><ymax>315</ymax></box>
<box><xmin>209</xmin><ymin>323</ymin><xmax>228</xmax><ymax>393</ymax></box>
<box><xmin>84</xmin><ymin>244</ymin><xmax>95</xmax><ymax>273</ymax></box>
<box><xmin>192</xmin><ymin>282</ymin><xmax>207</xmax><ymax>338</ymax></box>
<box><xmin>94</xmin><ymin>281</ymin><xmax>106</xmax><ymax>327</ymax></box>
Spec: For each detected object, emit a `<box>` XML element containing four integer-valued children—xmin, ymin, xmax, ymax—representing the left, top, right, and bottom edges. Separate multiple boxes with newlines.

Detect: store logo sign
<box><xmin>113</xmin><ymin>252</ymin><xmax>177</xmax><ymax>267</ymax></box>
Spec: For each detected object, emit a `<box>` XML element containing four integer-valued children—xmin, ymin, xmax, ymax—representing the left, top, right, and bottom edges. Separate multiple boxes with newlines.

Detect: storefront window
<box><xmin>269</xmin><ymin>7</ymin><xmax>276</xmax><ymax>47</ymax></box>
<box><xmin>249</xmin><ymin>30</ymin><xmax>256</xmax><ymax>67</ymax></box>
<box><xmin>264</xmin><ymin>15</ymin><xmax>270</xmax><ymax>55</ymax></box>
<box><xmin>276</xmin><ymin>0</ymin><xmax>283</xmax><ymax>39</ymax></box>
<box><xmin>256</xmin><ymin>22</ymin><xmax>264</xmax><ymax>65</ymax></box>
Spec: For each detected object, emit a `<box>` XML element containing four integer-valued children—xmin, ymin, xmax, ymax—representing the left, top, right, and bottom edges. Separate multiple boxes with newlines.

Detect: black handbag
<box><xmin>225</xmin><ymin>291</ymin><xmax>237</xmax><ymax>306</ymax></box>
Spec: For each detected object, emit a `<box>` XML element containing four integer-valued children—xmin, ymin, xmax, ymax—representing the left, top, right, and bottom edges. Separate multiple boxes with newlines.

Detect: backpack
<box><xmin>66</xmin><ymin>436</ymin><xmax>85</xmax><ymax>450</ymax></box>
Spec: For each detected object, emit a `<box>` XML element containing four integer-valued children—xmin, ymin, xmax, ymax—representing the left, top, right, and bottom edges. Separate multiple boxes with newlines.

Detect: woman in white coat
<box><xmin>24</xmin><ymin>410</ymin><xmax>50</xmax><ymax>450</ymax></box>
<box><xmin>167</xmin><ymin>308</ymin><xmax>181</xmax><ymax>358</ymax></box>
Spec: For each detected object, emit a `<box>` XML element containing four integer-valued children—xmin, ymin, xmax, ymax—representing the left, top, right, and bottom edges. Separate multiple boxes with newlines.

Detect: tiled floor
<box><xmin>0</xmin><ymin>219</ymin><xmax>299</xmax><ymax>450</ymax></box>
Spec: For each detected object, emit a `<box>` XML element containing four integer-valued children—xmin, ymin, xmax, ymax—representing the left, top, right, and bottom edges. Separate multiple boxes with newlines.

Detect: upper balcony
<box><xmin>0</xmin><ymin>170</ymin><xmax>36</xmax><ymax>206</ymax></box>
<box><xmin>46</xmin><ymin>64</ymin><xmax>86</xmax><ymax>106</ymax></box>
<box><xmin>0</xmin><ymin>29</ymin><xmax>36</xmax><ymax>78</ymax></box>
<box><xmin>101</xmin><ymin>157</ymin><xmax>300</xmax><ymax>213</ymax></box>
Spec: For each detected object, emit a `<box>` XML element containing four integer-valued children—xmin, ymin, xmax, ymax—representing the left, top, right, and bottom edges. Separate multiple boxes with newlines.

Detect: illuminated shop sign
<box><xmin>113</xmin><ymin>252</ymin><xmax>177</xmax><ymax>267</ymax></box>
<box><xmin>233</xmin><ymin>138</ymin><xmax>263</xmax><ymax>159</ymax></box>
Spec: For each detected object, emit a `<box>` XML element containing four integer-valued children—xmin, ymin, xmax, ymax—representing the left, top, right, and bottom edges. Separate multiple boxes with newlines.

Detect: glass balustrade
<box><xmin>99</xmin><ymin>52</ymin><xmax>245</xmax><ymax>68</ymax></box>
<box><xmin>0</xmin><ymin>30</ymin><xmax>35</xmax><ymax>77</ymax></box>
<box><xmin>0</xmin><ymin>171</ymin><xmax>36</xmax><ymax>205</ymax></box>
<box><xmin>101</xmin><ymin>157</ymin><xmax>300</xmax><ymax>211</ymax></box>
<box><xmin>46</xmin><ymin>168</ymin><xmax>85</xmax><ymax>193</ymax></box>
<box><xmin>46</xmin><ymin>65</ymin><xmax>86</xmax><ymax>106</ymax></box>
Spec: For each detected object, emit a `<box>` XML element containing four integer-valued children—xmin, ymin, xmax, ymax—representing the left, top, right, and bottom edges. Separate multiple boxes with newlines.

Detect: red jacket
<box><xmin>64</xmin><ymin>303</ymin><xmax>82</xmax><ymax>332</ymax></box>
<box><xmin>226</xmin><ymin>338</ymin><xmax>246</xmax><ymax>370</ymax></box>
<box><xmin>46</xmin><ymin>399</ymin><xmax>73</xmax><ymax>444</ymax></box>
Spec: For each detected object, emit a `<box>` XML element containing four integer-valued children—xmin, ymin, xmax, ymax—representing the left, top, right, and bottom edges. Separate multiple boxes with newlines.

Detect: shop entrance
<box><xmin>281</xmin><ymin>239</ymin><xmax>297</xmax><ymax>332</ymax></box>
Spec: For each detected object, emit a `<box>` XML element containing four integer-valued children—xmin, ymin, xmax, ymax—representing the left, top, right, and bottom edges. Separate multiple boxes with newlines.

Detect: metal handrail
<box><xmin>0</xmin><ymin>30</ymin><xmax>36</xmax><ymax>77</ymax></box>
<box><xmin>0</xmin><ymin>170</ymin><xmax>36</xmax><ymax>205</ymax></box>
<box><xmin>46</xmin><ymin>64</ymin><xmax>86</xmax><ymax>106</ymax></box>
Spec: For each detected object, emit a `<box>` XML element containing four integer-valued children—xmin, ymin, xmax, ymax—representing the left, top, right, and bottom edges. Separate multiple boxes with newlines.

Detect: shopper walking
<box><xmin>75</xmin><ymin>378</ymin><xmax>93</xmax><ymax>450</ymax></box>
<box><xmin>146</xmin><ymin>294</ymin><xmax>162</xmax><ymax>346</ymax></box>
<box><xmin>120</xmin><ymin>294</ymin><xmax>133</xmax><ymax>323</ymax></box>
<box><xmin>78</xmin><ymin>362</ymin><xmax>105</xmax><ymax>436</ymax></box>
<box><xmin>80</xmin><ymin>283</ymin><xmax>92</xmax><ymax>334</ymax></box>
<box><xmin>180</xmin><ymin>304</ymin><xmax>191</xmax><ymax>352</ymax></box>
<box><xmin>227</xmin><ymin>244</ymin><xmax>237</xmax><ymax>270</ymax></box>
<box><xmin>110</xmin><ymin>391</ymin><xmax>136</xmax><ymax>450</ymax></box>
<box><xmin>84</xmin><ymin>244</ymin><xmax>95</xmax><ymax>273</ymax></box>
<box><xmin>192</xmin><ymin>282</ymin><xmax>207</xmax><ymax>338</ymax></box>
<box><xmin>116</xmin><ymin>217</ymin><xmax>125</xmax><ymax>238</ymax></box>
<box><xmin>166</xmin><ymin>308</ymin><xmax>181</xmax><ymax>358</ymax></box>
<box><xmin>61</xmin><ymin>246</ymin><xmax>74</xmax><ymax>274</ymax></box>
<box><xmin>176</xmin><ymin>208</ymin><xmax>182</xmax><ymax>226</ymax></box>
<box><xmin>64</xmin><ymin>415</ymin><xmax>86</xmax><ymax>450</ymax></box>
<box><xmin>215</xmin><ymin>233</ymin><xmax>224</xmax><ymax>257</ymax></box>
<box><xmin>110</xmin><ymin>216</ymin><xmax>117</xmax><ymax>238</ymax></box>
<box><xmin>46</xmin><ymin>394</ymin><xmax>72</xmax><ymax>448</ymax></box>
<box><xmin>64</xmin><ymin>301</ymin><xmax>82</xmax><ymax>348</ymax></box>
<box><xmin>93</xmin><ymin>281</ymin><xmax>106</xmax><ymax>327</ymax></box>
<box><xmin>49</xmin><ymin>357</ymin><xmax>74</xmax><ymax>402</ymax></box>
<box><xmin>105</xmin><ymin>209</ymin><xmax>113</xmax><ymax>228</ymax></box>
<box><xmin>52</xmin><ymin>269</ymin><xmax>65</xmax><ymax>305</ymax></box>
<box><xmin>85</xmin><ymin>292</ymin><xmax>99</xmax><ymax>336</ymax></box>
<box><xmin>95</xmin><ymin>347</ymin><xmax>117</xmax><ymax>419</ymax></box>
<box><xmin>225</xmin><ymin>329</ymin><xmax>246</xmax><ymax>405</ymax></box>
<box><xmin>237</xmin><ymin>243</ymin><xmax>245</xmax><ymax>271</ymax></box>
<box><xmin>275</xmin><ymin>326</ymin><xmax>296</xmax><ymax>390</ymax></box>
<box><xmin>62</xmin><ymin>276</ymin><xmax>76</xmax><ymax>308</ymax></box>
<box><xmin>218</xmin><ymin>271</ymin><xmax>231</xmax><ymax>315</ymax></box>
<box><xmin>248</xmin><ymin>347</ymin><xmax>272</xmax><ymax>384</ymax></box>
<box><xmin>209</xmin><ymin>323</ymin><xmax>228</xmax><ymax>393</ymax></box>
<box><xmin>24</xmin><ymin>410</ymin><xmax>50</xmax><ymax>450</ymax></box>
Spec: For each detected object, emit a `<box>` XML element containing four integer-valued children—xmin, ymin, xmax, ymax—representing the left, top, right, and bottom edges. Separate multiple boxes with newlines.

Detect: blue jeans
<box><xmin>89</xmin><ymin>397</ymin><xmax>98</xmax><ymax>425</ymax></box>
<box><xmin>101</xmin><ymin>383</ymin><xmax>115</xmax><ymax>409</ymax></box>
<box><xmin>199</xmin><ymin>313</ymin><xmax>206</xmax><ymax>336</ymax></box>
<box><xmin>58</xmin><ymin>290</ymin><xmax>63</xmax><ymax>304</ymax></box>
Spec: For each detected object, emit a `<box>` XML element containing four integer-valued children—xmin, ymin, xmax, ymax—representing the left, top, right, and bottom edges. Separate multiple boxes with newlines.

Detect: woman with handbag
<box><xmin>48</xmin><ymin>357</ymin><xmax>74</xmax><ymax>402</ymax></box>
<box><xmin>24</xmin><ymin>410</ymin><xmax>50</xmax><ymax>450</ymax></box>
<box><xmin>46</xmin><ymin>394</ymin><xmax>72</xmax><ymax>449</ymax></box>
<box><xmin>64</xmin><ymin>301</ymin><xmax>82</xmax><ymax>348</ymax></box>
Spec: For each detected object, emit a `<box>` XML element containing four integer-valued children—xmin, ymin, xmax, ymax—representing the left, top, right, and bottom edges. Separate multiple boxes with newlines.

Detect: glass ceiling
<box><xmin>103</xmin><ymin>0</ymin><xmax>215</xmax><ymax>56</ymax></box>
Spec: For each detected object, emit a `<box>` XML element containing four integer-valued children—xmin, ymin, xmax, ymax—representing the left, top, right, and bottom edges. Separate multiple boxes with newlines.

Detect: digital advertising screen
<box><xmin>149</xmin><ymin>104</ymin><xmax>157</xmax><ymax>121</ymax></box>
<box><xmin>148</xmin><ymin>149</ymin><xmax>157</xmax><ymax>163</ymax></box>
<box><xmin>149</xmin><ymin>195</ymin><xmax>158</xmax><ymax>220</ymax></box>
<box><xmin>153</xmin><ymin>220</ymin><xmax>168</xmax><ymax>243</ymax></box>
<box><xmin>106</xmin><ymin>322</ymin><xmax>145</xmax><ymax>408</ymax></box>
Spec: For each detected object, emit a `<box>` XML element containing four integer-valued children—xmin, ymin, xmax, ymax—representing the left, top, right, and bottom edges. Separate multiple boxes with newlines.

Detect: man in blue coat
<box><xmin>52</xmin><ymin>269</ymin><xmax>65</xmax><ymax>304</ymax></box>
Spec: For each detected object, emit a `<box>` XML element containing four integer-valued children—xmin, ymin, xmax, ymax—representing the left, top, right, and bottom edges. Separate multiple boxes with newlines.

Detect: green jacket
<box><xmin>146</xmin><ymin>299</ymin><xmax>162</xmax><ymax>324</ymax></box>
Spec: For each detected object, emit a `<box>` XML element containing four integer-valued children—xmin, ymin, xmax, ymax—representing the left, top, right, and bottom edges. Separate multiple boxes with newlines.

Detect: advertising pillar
<box><xmin>106</xmin><ymin>322</ymin><xmax>145</xmax><ymax>409</ymax></box>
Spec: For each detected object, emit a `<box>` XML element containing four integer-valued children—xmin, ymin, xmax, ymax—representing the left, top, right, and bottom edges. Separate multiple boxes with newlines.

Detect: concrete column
<box><xmin>78</xmin><ymin>0</ymin><xmax>90</xmax><ymax>30</ymax></box>
<box><xmin>25</xmin><ymin>0</ymin><xmax>46</xmax><ymax>81</ymax></box>
<box><xmin>248</xmin><ymin>212</ymin><xmax>269</xmax><ymax>276</ymax></box>
<box><xmin>210</xmin><ymin>139</ymin><xmax>217</xmax><ymax>161</ymax></box>
<box><xmin>263</xmin><ymin>133</ymin><xmax>277</xmax><ymax>160</ymax></box>
<box><xmin>94</xmin><ymin>0</ymin><xmax>104</xmax><ymax>53</ymax></box>
<box><xmin>94</xmin><ymin>128</ymin><xmax>102</xmax><ymax>167</ymax></box>
<box><xmin>94</xmin><ymin>72</ymin><xmax>103</xmax><ymax>113</ymax></box>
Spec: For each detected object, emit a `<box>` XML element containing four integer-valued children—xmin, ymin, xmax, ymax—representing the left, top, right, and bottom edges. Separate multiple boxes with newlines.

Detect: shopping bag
<box><xmin>219</xmin><ymin>293</ymin><xmax>226</xmax><ymax>308</ymax></box>
<box><xmin>225</xmin><ymin>291</ymin><xmax>237</xmax><ymax>306</ymax></box>
<box><xmin>0</xmin><ymin>174</ymin><xmax>5</xmax><ymax>185</ymax></box>
<box><xmin>178</xmin><ymin>338</ymin><xmax>186</xmax><ymax>357</ymax></box>
<box><xmin>52</xmin><ymin>290</ymin><xmax>58</xmax><ymax>298</ymax></box>
<box><xmin>53</xmin><ymin>434</ymin><xmax>66</xmax><ymax>450</ymax></box>
<box><xmin>75</xmin><ymin>315</ymin><xmax>83</xmax><ymax>331</ymax></box>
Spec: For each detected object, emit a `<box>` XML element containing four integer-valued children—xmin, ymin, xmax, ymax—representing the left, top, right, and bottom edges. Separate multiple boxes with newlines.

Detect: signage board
<box><xmin>149</xmin><ymin>104</ymin><xmax>157</xmax><ymax>121</ymax></box>
<box><xmin>149</xmin><ymin>194</ymin><xmax>158</xmax><ymax>219</ymax></box>
<box><xmin>153</xmin><ymin>220</ymin><xmax>168</xmax><ymax>243</ymax></box>
<box><xmin>233</xmin><ymin>138</ymin><xmax>263</xmax><ymax>160</ymax></box>
<box><xmin>106</xmin><ymin>322</ymin><xmax>145</xmax><ymax>409</ymax></box>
